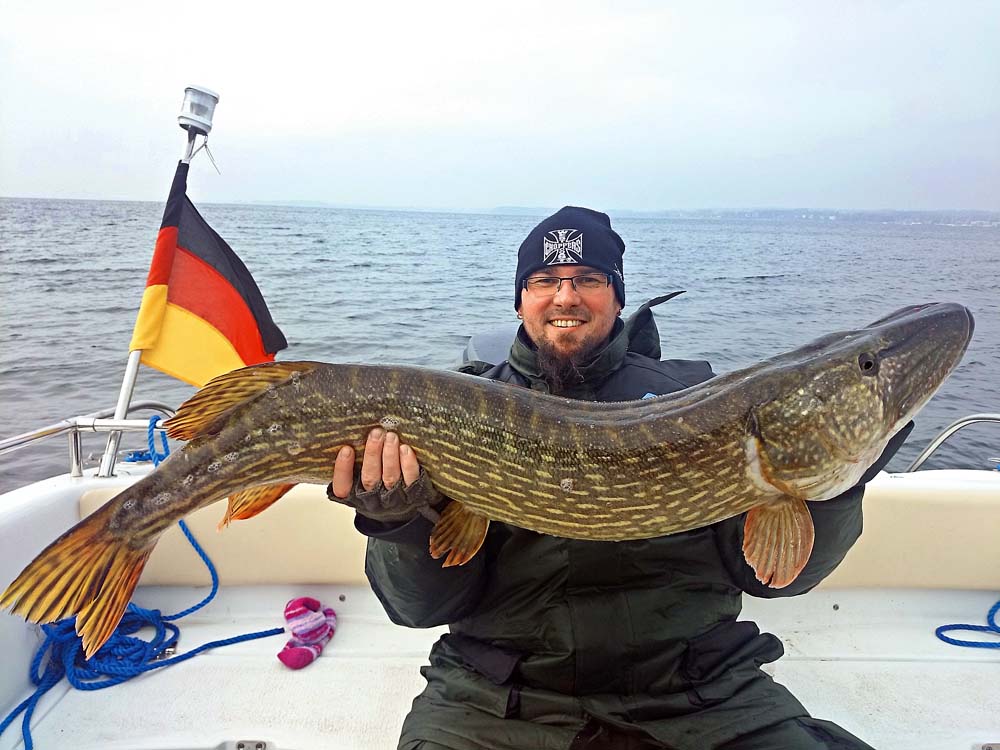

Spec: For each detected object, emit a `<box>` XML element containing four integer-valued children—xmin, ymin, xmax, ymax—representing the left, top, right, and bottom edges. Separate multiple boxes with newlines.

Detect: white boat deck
<box><xmin>2</xmin><ymin>585</ymin><xmax>997</xmax><ymax>750</ymax></box>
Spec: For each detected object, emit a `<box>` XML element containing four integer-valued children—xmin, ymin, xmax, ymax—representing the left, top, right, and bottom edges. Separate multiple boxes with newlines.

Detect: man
<box><xmin>328</xmin><ymin>207</ymin><xmax>909</xmax><ymax>749</ymax></box>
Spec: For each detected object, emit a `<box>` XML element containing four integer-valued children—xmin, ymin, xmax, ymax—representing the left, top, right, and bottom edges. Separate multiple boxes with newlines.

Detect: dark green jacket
<box><xmin>359</xmin><ymin>302</ymin><xmax>908</xmax><ymax>750</ymax></box>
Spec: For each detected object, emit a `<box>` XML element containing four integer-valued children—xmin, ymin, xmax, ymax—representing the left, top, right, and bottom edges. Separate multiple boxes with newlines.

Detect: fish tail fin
<box><xmin>0</xmin><ymin>504</ymin><xmax>155</xmax><ymax>659</ymax></box>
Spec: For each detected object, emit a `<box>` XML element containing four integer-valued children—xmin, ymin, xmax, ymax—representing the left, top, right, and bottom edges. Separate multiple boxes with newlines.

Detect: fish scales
<box><xmin>111</xmin><ymin>363</ymin><xmax>760</xmax><ymax>542</ymax></box>
<box><xmin>77</xmin><ymin>297</ymin><xmax>973</xmax><ymax>542</ymax></box>
<box><xmin>318</xmin><ymin>365</ymin><xmax>767</xmax><ymax>539</ymax></box>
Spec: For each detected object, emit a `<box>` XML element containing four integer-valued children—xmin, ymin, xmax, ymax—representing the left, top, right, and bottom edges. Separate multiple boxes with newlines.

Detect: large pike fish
<box><xmin>2</xmin><ymin>303</ymin><xmax>974</xmax><ymax>657</ymax></box>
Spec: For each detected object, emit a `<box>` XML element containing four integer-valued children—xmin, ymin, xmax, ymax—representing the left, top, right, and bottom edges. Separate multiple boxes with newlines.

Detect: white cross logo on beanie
<box><xmin>543</xmin><ymin>229</ymin><xmax>584</xmax><ymax>265</ymax></box>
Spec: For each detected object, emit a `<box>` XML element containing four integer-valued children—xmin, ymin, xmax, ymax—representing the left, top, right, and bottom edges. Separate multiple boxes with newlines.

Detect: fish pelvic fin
<box><xmin>0</xmin><ymin>506</ymin><xmax>155</xmax><ymax>659</ymax></box>
<box><xmin>428</xmin><ymin>501</ymin><xmax>490</xmax><ymax>567</ymax></box>
<box><xmin>164</xmin><ymin>362</ymin><xmax>317</xmax><ymax>441</ymax></box>
<box><xmin>218</xmin><ymin>483</ymin><xmax>297</xmax><ymax>530</ymax></box>
<box><xmin>742</xmin><ymin>496</ymin><xmax>815</xmax><ymax>589</ymax></box>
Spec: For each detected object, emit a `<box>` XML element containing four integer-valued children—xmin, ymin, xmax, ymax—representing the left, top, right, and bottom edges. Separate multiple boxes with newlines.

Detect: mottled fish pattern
<box><xmin>2</xmin><ymin>303</ymin><xmax>974</xmax><ymax>657</ymax></box>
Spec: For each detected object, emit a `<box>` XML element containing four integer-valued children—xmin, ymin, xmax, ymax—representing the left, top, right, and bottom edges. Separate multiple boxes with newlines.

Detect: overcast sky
<box><xmin>1</xmin><ymin>1</ymin><xmax>997</xmax><ymax>211</ymax></box>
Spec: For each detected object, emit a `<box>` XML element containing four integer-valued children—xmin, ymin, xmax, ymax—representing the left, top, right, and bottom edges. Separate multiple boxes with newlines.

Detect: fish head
<box><xmin>748</xmin><ymin>302</ymin><xmax>974</xmax><ymax>501</ymax></box>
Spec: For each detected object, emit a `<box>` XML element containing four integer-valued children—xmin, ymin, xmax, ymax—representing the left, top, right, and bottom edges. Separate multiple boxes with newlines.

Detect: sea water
<box><xmin>0</xmin><ymin>198</ymin><xmax>997</xmax><ymax>493</ymax></box>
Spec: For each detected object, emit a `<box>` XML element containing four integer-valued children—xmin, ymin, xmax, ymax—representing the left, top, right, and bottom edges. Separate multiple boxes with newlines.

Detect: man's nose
<box><xmin>552</xmin><ymin>278</ymin><xmax>582</xmax><ymax>304</ymax></box>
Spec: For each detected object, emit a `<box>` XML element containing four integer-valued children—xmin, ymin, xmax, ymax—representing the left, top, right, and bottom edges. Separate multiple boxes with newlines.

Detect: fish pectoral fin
<box><xmin>164</xmin><ymin>362</ymin><xmax>317</xmax><ymax>441</ymax></box>
<box><xmin>428</xmin><ymin>501</ymin><xmax>490</xmax><ymax>567</ymax></box>
<box><xmin>218</xmin><ymin>483</ymin><xmax>297</xmax><ymax>530</ymax></box>
<box><xmin>0</xmin><ymin>502</ymin><xmax>155</xmax><ymax>660</ymax></box>
<box><xmin>742</xmin><ymin>495</ymin><xmax>815</xmax><ymax>589</ymax></box>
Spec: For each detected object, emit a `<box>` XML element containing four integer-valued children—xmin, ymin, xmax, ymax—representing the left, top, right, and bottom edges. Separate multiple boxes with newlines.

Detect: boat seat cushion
<box><xmin>820</xmin><ymin>472</ymin><xmax>999</xmax><ymax>590</ymax></box>
<box><xmin>79</xmin><ymin>473</ymin><xmax>1000</xmax><ymax>589</ymax></box>
<box><xmin>80</xmin><ymin>484</ymin><xmax>369</xmax><ymax>586</ymax></box>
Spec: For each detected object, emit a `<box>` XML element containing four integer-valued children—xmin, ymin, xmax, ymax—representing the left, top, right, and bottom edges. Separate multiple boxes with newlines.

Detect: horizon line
<box><xmin>1</xmin><ymin>194</ymin><xmax>998</xmax><ymax>217</ymax></box>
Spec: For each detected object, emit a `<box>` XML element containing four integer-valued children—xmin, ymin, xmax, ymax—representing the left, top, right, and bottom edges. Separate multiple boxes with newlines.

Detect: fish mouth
<box><xmin>871</xmin><ymin>303</ymin><xmax>975</xmax><ymax>424</ymax></box>
<box><xmin>869</xmin><ymin>302</ymin><xmax>975</xmax><ymax>338</ymax></box>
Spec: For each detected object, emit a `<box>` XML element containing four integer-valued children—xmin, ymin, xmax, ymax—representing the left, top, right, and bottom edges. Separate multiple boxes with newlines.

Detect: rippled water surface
<box><xmin>1</xmin><ymin>198</ymin><xmax>997</xmax><ymax>492</ymax></box>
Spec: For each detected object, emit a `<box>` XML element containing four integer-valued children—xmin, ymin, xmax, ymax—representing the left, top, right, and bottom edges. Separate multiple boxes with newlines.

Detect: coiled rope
<box><xmin>936</xmin><ymin>597</ymin><xmax>1000</xmax><ymax>649</ymax></box>
<box><xmin>1</xmin><ymin>416</ymin><xmax>284</xmax><ymax>749</ymax></box>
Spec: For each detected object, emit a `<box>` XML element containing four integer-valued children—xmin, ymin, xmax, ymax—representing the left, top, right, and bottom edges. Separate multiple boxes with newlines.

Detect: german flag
<box><xmin>129</xmin><ymin>162</ymin><xmax>287</xmax><ymax>386</ymax></box>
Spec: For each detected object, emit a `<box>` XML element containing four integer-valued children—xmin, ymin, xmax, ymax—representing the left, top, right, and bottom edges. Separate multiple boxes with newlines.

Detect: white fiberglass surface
<box><xmin>1</xmin><ymin>585</ymin><xmax>997</xmax><ymax>750</ymax></box>
<box><xmin>1</xmin><ymin>469</ymin><xmax>998</xmax><ymax>749</ymax></box>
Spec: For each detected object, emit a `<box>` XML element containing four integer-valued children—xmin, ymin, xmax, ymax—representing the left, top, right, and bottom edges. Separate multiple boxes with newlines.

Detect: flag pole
<box><xmin>98</xmin><ymin>89</ymin><xmax>216</xmax><ymax>477</ymax></box>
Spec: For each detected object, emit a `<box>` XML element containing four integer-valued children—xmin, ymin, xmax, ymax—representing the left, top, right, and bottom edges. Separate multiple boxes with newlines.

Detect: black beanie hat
<box><xmin>514</xmin><ymin>206</ymin><xmax>626</xmax><ymax>309</ymax></box>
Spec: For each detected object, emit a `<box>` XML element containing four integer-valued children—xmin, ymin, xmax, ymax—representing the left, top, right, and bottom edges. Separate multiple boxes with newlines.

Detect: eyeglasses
<box><xmin>522</xmin><ymin>273</ymin><xmax>612</xmax><ymax>297</ymax></box>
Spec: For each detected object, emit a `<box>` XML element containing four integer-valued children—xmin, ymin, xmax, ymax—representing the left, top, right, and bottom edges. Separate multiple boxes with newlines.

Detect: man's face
<box><xmin>517</xmin><ymin>264</ymin><xmax>622</xmax><ymax>360</ymax></box>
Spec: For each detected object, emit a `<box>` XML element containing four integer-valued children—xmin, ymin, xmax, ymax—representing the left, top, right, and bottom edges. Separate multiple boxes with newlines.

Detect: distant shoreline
<box><xmin>1</xmin><ymin>195</ymin><xmax>998</xmax><ymax>226</ymax></box>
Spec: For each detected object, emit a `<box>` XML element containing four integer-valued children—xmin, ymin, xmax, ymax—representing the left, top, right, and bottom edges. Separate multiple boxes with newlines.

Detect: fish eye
<box><xmin>858</xmin><ymin>352</ymin><xmax>878</xmax><ymax>375</ymax></box>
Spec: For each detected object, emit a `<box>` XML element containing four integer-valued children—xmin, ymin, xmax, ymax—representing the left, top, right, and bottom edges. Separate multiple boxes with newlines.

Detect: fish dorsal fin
<box><xmin>218</xmin><ymin>483</ymin><xmax>297</xmax><ymax>530</ymax></box>
<box><xmin>428</xmin><ymin>501</ymin><xmax>490</xmax><ymax>567</ymax></box>
<box><xmin>742</xmin><ymin>496</ymin><xmax>815</xmax><ymax>589</ymax></box>
<box><xmin>165</xmin><ymin>362</ymin><xmax>316</xmax><ymax>441</ymax></box>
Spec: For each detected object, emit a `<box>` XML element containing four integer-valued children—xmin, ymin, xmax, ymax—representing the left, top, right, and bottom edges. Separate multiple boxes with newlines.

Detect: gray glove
<box><xmin>326</xmin><ymin>467</ymin><xmax>444</xmax><ymax>524</ymax></box>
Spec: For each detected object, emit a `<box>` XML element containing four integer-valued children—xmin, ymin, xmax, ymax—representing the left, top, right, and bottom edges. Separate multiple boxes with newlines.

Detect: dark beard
<box><xmin>535</xmin><ymin>333</ymin><xmax>605</xmax><ymax>394</ymax></box>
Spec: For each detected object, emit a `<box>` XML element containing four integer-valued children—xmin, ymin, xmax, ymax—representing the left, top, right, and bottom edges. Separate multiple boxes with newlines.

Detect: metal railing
<box><xmin>0</xmin><ymin>401</ymin><xmax>176</xmax><ymax>477</ymax></box>
<box><xmin>905</xmin><ymin>413</ymin><xmax>1000</xmax><ymax>472</ymax></box>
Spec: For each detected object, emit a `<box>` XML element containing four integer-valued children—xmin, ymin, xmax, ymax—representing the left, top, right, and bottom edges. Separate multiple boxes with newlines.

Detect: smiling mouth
<box><xmin>550</xmin><ymin>320</ymin><xmax>584</xmax><ymax>328</ymax></box>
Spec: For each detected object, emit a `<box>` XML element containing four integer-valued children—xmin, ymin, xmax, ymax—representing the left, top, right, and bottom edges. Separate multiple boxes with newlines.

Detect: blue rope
<box><xmin>1</xmin><ymin>416</ymin><xmax>284</xmax><ymax>749</ymax></box>
<box><xmin>122</xmin><ymin>415</ymin><xmax>171</xmax><ymax>465</ymax></box>
<box><xmin>936</xmin><ymin>597</ymin><xmax>1000</xmax><ymax>648</ymax></box>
